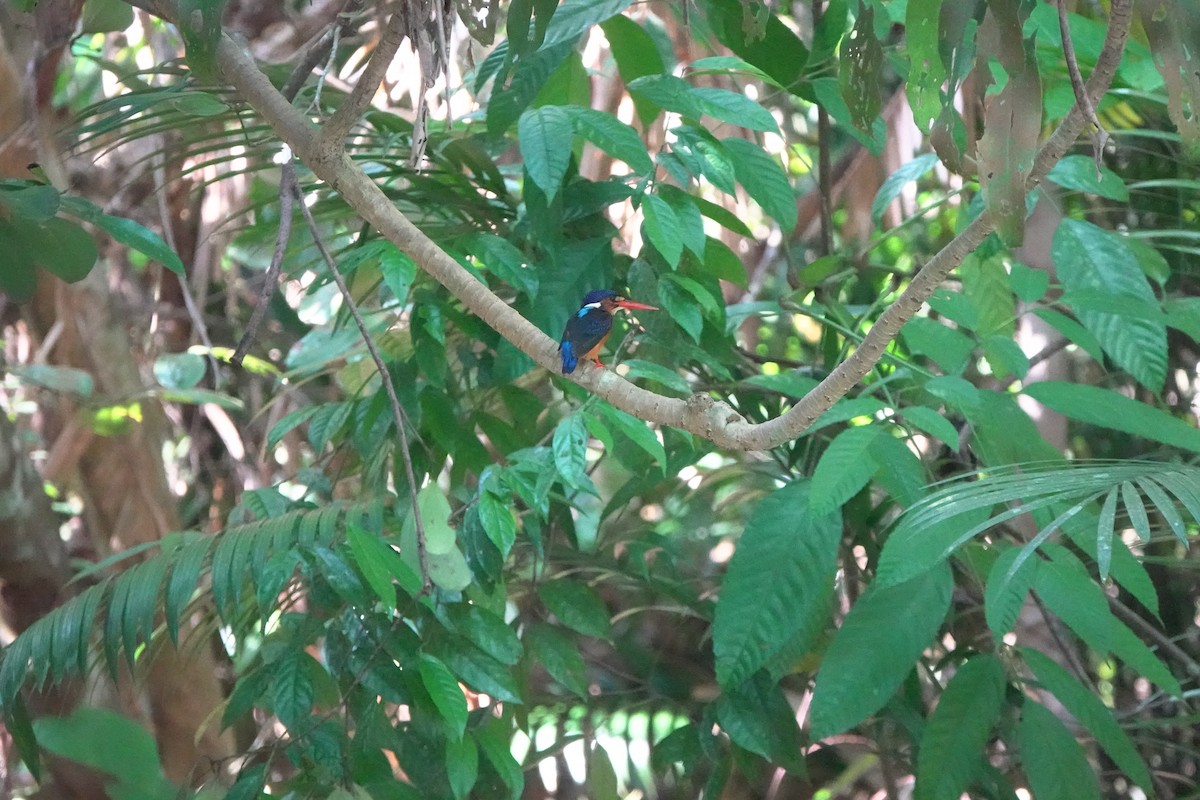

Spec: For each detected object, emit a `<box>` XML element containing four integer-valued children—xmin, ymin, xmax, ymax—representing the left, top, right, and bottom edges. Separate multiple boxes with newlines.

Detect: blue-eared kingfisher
<box><xmin>559</xmin><ymin>290</ymin><xmax>658</xmax><ymax>374</ymax></box>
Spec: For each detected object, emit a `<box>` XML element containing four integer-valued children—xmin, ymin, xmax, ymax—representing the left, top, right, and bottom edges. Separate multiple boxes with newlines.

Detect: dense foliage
<box><xmin>1</xmin><ymin>0</ymin><xmax>1199</xmax><ymax>798</ymax></box>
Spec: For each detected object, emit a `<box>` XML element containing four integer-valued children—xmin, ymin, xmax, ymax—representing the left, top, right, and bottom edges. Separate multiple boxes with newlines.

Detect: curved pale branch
<box><xmin>197</xmin><ymin>0</ymin><xmax>1132</xmax><ymax>451</ymax></box>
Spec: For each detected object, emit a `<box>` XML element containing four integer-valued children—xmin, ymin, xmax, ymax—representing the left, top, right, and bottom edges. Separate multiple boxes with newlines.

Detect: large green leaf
<box><xmin>721</xmin><ymin>137</ymin><xmax>798</xmax><ymax>230</ymax></box>
<box><xmin>1024</xmin><ymin>382</ymin><xmax>1200</xmax><ymax>453</ymax></box>
<box><xmin>712</xmin><ymin>481</ymin><xmax>841</xmax><ymax>687</ymax></box>
<box><xmin>914</xmin><ymin>654</ymin><xmax>1007</xmax><ymax>800</ymax></box>
<box><xmin>809</xmin><ymin>562</ymin><xmax>953</xmax><ymax>739</ymax></box>
<box><xmin>419</xmin><ymin>654</ymin><xmax>468</xmax><ymax>741</ymax></box>
<box><xmin>525</xmin><ymin>623</ymin><xmax>588</xmax><ymax>698</ymax></box>
<box><xmin>1021</xmin><ymin>648</ymin><xmax>1154</xmax><ymax>791</ymax></box>
<box><xmin>539</xmin><ymin>579</ymin><xmax>611</xmax><ymax>639</ymax></box>
<box><xmin>518</xmin><ymin>106</ymin><xmax>573</xmax><ymax>201</ymax></box>
<box><xmin>809</xmin><ymin>425</ymin><xmax>884</xmax><ymax>514</ymax></box>
<box><xmin>1052</xmin><ymin>219</ymin><xmax>1167</xmax><ymax>390</ymax></box>
<box><xmin>641</xmin><ymin>193</ymin><xmax>683</xmax><ymax>268</ymax></box>
<box><xmin>539</xmin><ymin>0</ymin><xmax>634</xmax><ymax>49</ymax></box>
<box><xmin>1016</xmin><ymin>700</ymin><xmax>1101</xmax><ymax>800</ymax></box>
<box><xmin>35</xmin><ymin>708</ymin><xmax>175</xmax><ymax>800</ymax></box>
<box><xmin>714</xmin><ymin>673</ymin><xmax>804</xmax><ymax>772</ymax></box>
<box><xmin>566</xmin><ymin>107</ymin><xmax>654</xmax><ymax>174</ymax></box>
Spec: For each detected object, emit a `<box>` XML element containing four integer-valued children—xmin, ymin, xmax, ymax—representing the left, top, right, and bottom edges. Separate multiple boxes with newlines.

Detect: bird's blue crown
<box><xmin>580</xmin><ymin>289</ymin><xmax>619</xmax><ymax>307</ymax></box>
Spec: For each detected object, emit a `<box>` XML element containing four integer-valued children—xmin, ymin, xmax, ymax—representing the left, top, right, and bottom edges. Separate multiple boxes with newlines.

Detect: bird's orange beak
<box><xmin>615</xmin><ymin>299</ymin><xmax>658</xmax><ymax>311</ymax></box>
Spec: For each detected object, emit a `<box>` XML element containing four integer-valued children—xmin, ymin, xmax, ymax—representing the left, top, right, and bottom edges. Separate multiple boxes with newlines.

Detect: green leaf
<box><xmin>0</xmin><ymin>184</ymin><xmax>60</xmax><ymax>220</ymax></box>
<box><xmin>698</xmin><ymin>236</ymin><xmax>748</xmax><ymax>287</ymax></box>
<box><xmin>446</xmin><ymin>736</ymin><xmax>479</xmax><ymax>800</ymax></box>
<box><xmin>35</xmin><ymin>708</ymin><xmax>173</xmax><ymax>800</ymax></box>
<box><xmin>1021</xmin><ymin>648</ymin><xmax>1154</xmax><ymax>791</ymax></box>
<box><xmin>658</xmin><ymin>186</ymin><xmax>707</xmax><ymax>258</ymax></box>
<box><xmin>586</xmin><ymin>742</ymin><xmax>621</xmax><ymax>800</ymax></box>
<box><xmin>444</xmin><ymin>604</ymin><xmax>523</xmax><ymax>665</ymax></box>
<box><xmin>742</xmin><ymin>372</ymin><xmax>820</xmax><ymax>398</ymax></box>
<box><xmin>914</xmin><ymin>654</ymin><xmax>1007</xmax><ymax>800</ymax></box>
<box><xmin>539</xmin><ymin>580</ymin><xmax>611</xmax><ymax>639</ymax></box>
<box><xmin>1023</xmin><ymin>382</ymin><xmax>1200</xmax><ymax>454</ymax></box>
<box><xmin>176</xmin><ymin>0</ymin><xmax>227</xmax><ymax>82</ymax></box>
<box><xmin>1052</xmin><ymin>219</ymin><xmax>1167</xmax><ymax>391</ymax></box>
<box><xmin>985</xmin><ymin>546</ymin><xmax>1038</xmax><ymax>640</ymax></box>
<box><xmin>95</xmin><ymin>213</ymin><xmax>185</xmax><ymax>275</ymax></box>
<box><xmin>427</xmin><ymin>547</ymin><xmax>473</xmax><ymax>592</ymax></box>
<box><xmin>688</xmin><ymin>87</ymin><xmax>779</xmax><ymax>133</ymax></box>
<box><xmin>1009</xmin><ymin>262</ymin><xmax>1049</xmax><ymax>302</ymax></box>
<box><xmin>478</xmin><ymin>488</ymin><xmax>517</xmax><ymax>557</ymax></box>
<box><xmin>927</xmin><ymin>287</ymin><xmax>979</xmax><ymax>330</ymax></box>
<box><xmin>872</xmin><ymin>153</ymin><xmax>938</xmax><ymax>224</ymax></box>
<box><xmin>1033</xmin><ymin>546</ymin><xmax>1113</xmax><ymax>654</ymax></box>
<box><xmin>518</xmin><ymin>106</ymin><xmax>573</xmax><ymax>201</ymax></box>
<box><xmin>379</xmin><ymin>241</ymin><xmax>418</xmax><ymax>302</ymax></box>
<box><xmin>8</xmin><ymin>364</ymin><xmax>94</xmax><ymax>396</ymax></box>
<box><xmin>347</xmin><ymin>525</ymin><xmax>421</xmax><ymax>605</ymax></box>
<box><xmin>714</xmin><ymin>673</ymin><xmax>803</xmax><ymax>772</ymax></box>
<box><xmin>419</xmin><ymin>654</ymin><xmax>468</xmax><ymax>740</ymax></box>
<box><xmin>540</xmin><ymin>0</ymin><xmax>633</xmax><ymax>49</ymax></box>
<box><xmin>595</xmin><ymin>404</ymin><xmax>666</xmax><ymax>471</ymax></box>
<box><xmin>3</xmin><ymin>699</ymin><xmax>40</xmax><ymax>782</ymax></box>
<box><xmin>152</xmin><ymin>352</ymin><xmax>206</xmax><ymax>390</ymax></box>
<box><xmin>8</xmin><ymin>216</ymin><xmax>98</xmax><ymax>283</ymax></box>
<box><xmin>81</xmin><ymin>0</ymin><xmax>134</xmax><ymax>33</ymax></box>
<box><xmin>567</xmin><ymin>107</ymin><xmax>654</xmax><ymax>174</ymax></box>
<box><xmin>272</xmin><ymin>650</ymin><xmax>316</xmax><ymax>731</ymax></box>
<box><xmin>628</xmin><ymin>75</ymin><xmax>777</xmax><ymax>133</ymax></box>
<box><xmin>552</xmin><ymin>412</ymin><xmax>590</xmax><ymax>490</ymax></box>
<box><xmin>656</xmin><ymin>276</ymin><xmax>702</xmax><ymax>341</ymax></box>
<box><xmin>900</xmin><ymin>406</ymin><xmax>960</xmax><ymax>450</ymax></box>
<box><xmin>721</xmin><ymin>137</ymin><xmax>798</xmax><ymax>230</ymax></box>
<box><xmin>1046</xmin><ymin>154</ymin><xmax>1130</xmax><ymax>200</ymax></box>
<box><xmin>620</xmin><ymin>358</ymin><xmax>691</xmax><ymax>395</ymax></box>
<box><xmin>1032</xmin><ymin>308</ymin><xmax>1104</xmax><ymax>363</ymax></box>
<box><xmin>526</xmin><ymin>623</ymin><xmax>588</xmax><ymax>698</ymax></box>
<box><xmin>809</xmin><ymin>562</ymin><xmax>954</xmax><ymax>739</ymax></box>
<box><xmin>924</xmin><ymin>375</ymin><xmax>982</xmax><ymax>411</ymax></box>
<box><xmin>981</xmin><ymin>335</ymin><xmax>1030</xmax><ymax>380</ymax></box>
<box><xmin>437</xmin><ymin>643</ymin><xmax>523</xmax><ymax>703</ymax></box>
<box><xmin>901</xmin><ymin>316</ymin><xmax>975</xmax><ymax>374</ymax></box>
<box><xmin>477</xmin><ymin>718</ymin><xmax>524</xmax><ymax>798</ymax></box>
<box><xmin>641</xmin><ymin>193</ymin><xmax>683</xmax><ymax>267</ymax></box>
<box><xmin>1017</xmin><ymin>700</ymin><xmax>1101</xmax><ymax>800</ymax></box>
<box><xmin>810</xmin><ymin>425</ymin><xmax>884</xmax><ymax>514</ymax></box>
<box><xmin>713</xmin><ymin>481</ymin><xmax>842</xmax><ymax>687</ymax></box>
<box><xmin>600</xmin><ymin>16</ymin><xmax>664</xmax><ymax>126</ymax></box>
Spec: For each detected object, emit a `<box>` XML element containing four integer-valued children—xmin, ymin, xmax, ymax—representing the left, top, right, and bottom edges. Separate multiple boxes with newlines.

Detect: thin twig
<box><xmin>231</xmin><ymin>159</ymin><xmax>296</xmax><ymax>365</ymax></box>
<box><xmin>231</xmin><ymin>0</ymin><xmax>362</xmax><ymax>364</ymax></box>
<box><xmin>291</xmin><ymin>179</ymin><xmax>432</xmax><ymax>594</ymax></box>
<box><xmin>1108</xmin><ymin>594</ymin><xmax>1200</xmax><ymax>679</ymax></box>
<box><xmin>1057</xmin><ymin>0</ymin><xmax>1110</xmax><ymax>177</ymax></box>
<box><xmin>280</xmin><ymin>0</ymin><xmax>363</xmax><ymax>105</ymax></box>
<box><xmin>812</xmin><ymin>0</ymin><xmax>833</xmax><ymax>258</ymax></box>
<box><xmin>151</xmin><ymin>149</ymin><xmax>220</xmax><ymax>383</ymax></box>
<box><xmin>318</xmin><ymin>8</ymin><xmax>409</xmax><ymax>155</ymax></box>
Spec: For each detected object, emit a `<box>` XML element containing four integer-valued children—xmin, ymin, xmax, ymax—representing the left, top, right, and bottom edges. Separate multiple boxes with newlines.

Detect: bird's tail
<box><xmin>559</xmin><ymin>341</ymin><xmax>577</xmax><ymax>374</ymax></box>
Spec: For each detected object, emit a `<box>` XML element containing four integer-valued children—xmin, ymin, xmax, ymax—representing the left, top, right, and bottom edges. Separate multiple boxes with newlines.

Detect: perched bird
<box><xmin>559</xmin><ymin>289</ymin><xmax>658</xmax><ymax>374</ymax></box>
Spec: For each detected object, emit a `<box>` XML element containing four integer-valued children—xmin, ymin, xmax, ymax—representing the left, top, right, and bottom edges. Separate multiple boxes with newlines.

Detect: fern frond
<box><xmin>0</xmin><ymin>500</ymin><xmax>384</xmax><ymax>713</ymax></box>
